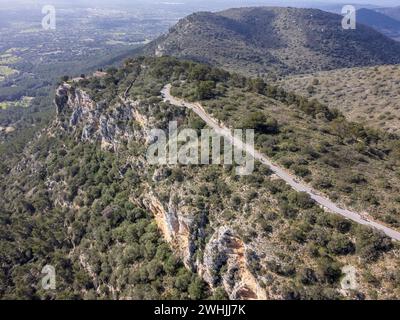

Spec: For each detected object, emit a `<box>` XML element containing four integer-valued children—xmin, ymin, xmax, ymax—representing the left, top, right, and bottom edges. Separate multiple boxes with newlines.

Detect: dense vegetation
<box><xmin>0</xmin><ymin>125</ymin><xmax>212</xmax><ymax>299</ymax></box>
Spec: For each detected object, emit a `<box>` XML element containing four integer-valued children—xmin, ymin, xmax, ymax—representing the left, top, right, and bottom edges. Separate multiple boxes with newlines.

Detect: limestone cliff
<box><xmin>200</xmin><ymin>227</ymin><xmax>267</xmax><ymax>300</ymax></box>
<box><xmin>55</xmin><ymin>84</ymin><xmax>137</xmax><ymax>151</ymax></box>
<box><xmin>54</xmin><ymin>82</ymin><xmax>268</xmax><ymax>300</ymax></box>
<box><xmin>140</xmin><ymin>192</ymin><xmax>267</xmax><ymax>300</ymax></box>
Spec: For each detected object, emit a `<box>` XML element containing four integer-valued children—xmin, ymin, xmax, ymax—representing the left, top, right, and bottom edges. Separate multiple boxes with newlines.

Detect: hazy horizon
<box><xmin>1</xmin><ymin>0</ymin><xmax>399</xmax><ymax>10</ymax></box>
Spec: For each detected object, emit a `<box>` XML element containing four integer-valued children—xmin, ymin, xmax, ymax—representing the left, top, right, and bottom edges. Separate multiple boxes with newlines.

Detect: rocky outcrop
<box><xmin>55</xmin><ymin>84</ymin><xmax>137</xmax><ymax>151</ymax></box>
<box><xmin>141</xmin><ymin>191</ymin><xmax>266</xmax><ymax>300</ymax></box>
<box><xmin>141</xmin><ymin>192</ymin><xmax>198</xmax><ymax>268</ymax></box>
<box><xmin>200</xmin><ymin>227</ymin><xmax>267</xmax><ymax>300</ymax></box>
<box><xmin>54</xmin><ymin>82</ymin><xmax>267</xmax><ymax>300</ymax></box>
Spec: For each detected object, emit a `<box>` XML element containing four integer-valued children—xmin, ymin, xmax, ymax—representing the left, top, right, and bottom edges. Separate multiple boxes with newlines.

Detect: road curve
<box><xmin>161</xmin><ymin>84</ymin><xmax>400</xmax><ymax>241</ymax></box>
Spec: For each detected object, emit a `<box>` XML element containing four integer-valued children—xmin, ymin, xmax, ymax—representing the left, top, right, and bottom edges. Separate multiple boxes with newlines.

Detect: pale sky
<box><xmin>1</xmin><ymin>0</ymin><xmax>399</xmax><ymax>10</ymax></box>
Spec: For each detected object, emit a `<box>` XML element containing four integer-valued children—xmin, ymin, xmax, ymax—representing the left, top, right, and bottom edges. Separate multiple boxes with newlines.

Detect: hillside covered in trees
<box><xmin>143</xmin><ymin>7</ymin><xmax>400</xmax><ymax>77</ymax></box>
<box><xmin>1</xmin><ymin>57</ymin><xmax>399</xmax><ymax>300</ymax></box>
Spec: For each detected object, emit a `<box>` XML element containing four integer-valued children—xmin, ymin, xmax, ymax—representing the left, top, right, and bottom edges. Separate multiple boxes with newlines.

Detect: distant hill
<box><xmin>143</xmin><ymin>7</ymin><xmax>400</xmax><ymax>77</ymax></box>
<box><xmin>375</xmin><ymin>6</ymin><xmax>400</xmax><ymax>22</ymax></box>
<box><xmin>357</xmin><ymin>8</ymin><xmax>400</xmax><ymax>40</ymax></box>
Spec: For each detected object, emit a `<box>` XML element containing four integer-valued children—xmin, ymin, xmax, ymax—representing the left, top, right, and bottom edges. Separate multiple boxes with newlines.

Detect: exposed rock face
<box><xmin>141</xmin><ymin>192</ymin><xmax>266</xmax><ymax>300</ymax></box>
<box><xmin>200</xmin><ymin>227</ymin><xmax>267</xmax><ymax>300</ymax></box>
<box><xmin>55</xmin><ymin>82</ymin><xmax>267</xmax><ymax>300</ymax></box>
<box><xmin>55</xmin><ymin>84</ymin><xmax>136</xmax><ymax>151</ymax></box>
<box><xmin>142</xmin><ymin>192</ymin><xmax>196</xmax><ymax>268</ymax></box>
<box><xmin>0</xmin><ymin>126</ymin><xmax>16</xmax><ymax>137</ymax></box>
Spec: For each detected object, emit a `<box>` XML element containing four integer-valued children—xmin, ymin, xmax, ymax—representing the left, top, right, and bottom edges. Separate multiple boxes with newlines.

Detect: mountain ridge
<box><xmin>357</xmin><ymin>8</ymin><xmax>400</xmax><ymax>40</ymax></box>
<box><xmin>143</xmin><ymin>6</ymin><xmax>400</xmax><ymax>77</ymax></box>
<box><xmin>2</xmin><ymin>57</ymin><xmax>400</xmax><ymax>299</ymax></box>
<box><xmin>375</xmin><ymin>6</ymin><xmax>400</xmax><ymax>22</ymax></box>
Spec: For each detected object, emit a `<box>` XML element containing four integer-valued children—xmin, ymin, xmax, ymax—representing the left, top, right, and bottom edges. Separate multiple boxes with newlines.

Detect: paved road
<box><xmin>161</xmin><ymin>84</ymin><xmax>400</xmax><ymax>241</ymax></box>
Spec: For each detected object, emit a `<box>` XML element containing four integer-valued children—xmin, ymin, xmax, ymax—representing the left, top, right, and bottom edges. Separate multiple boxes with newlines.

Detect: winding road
<box><xmin>161</xmin><ymin>84</ymin><xmax>400</xmax><ymax>241</ymax></box>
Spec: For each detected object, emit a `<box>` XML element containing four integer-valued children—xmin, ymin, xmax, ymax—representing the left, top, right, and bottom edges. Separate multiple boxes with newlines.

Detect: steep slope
<box><xmin>0</xmin><ymin>79</ymin><xmax>211</xmax><ymax>300</ymax></box>
<box><xmin>143</xmin><ymin>7</ymin><xmax>400</xmax><ymax>77</ymax></box>
<box><xmin>357</xmin><ymin>8</ymin><xmax>400</xmax><ymax>40</ymax></box>
<box><xmin>1</xmin><ymin>57</ymin><xmax>400</xmax><ymax>300</ymax></box>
